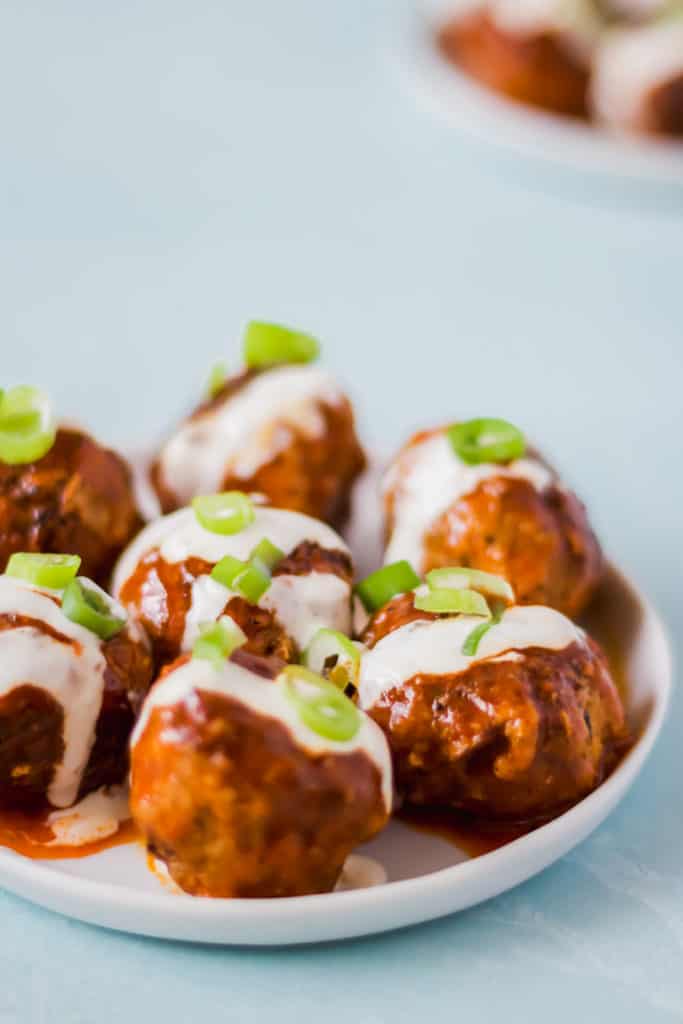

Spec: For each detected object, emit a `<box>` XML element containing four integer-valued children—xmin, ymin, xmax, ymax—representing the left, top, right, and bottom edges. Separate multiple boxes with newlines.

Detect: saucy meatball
<box><xmin>591</xmin><ymin>19</ymin><xmax>683</xmax><ymax>137</ymax></box>
<box><xmin>151</xmin><ymin>345</ymin><xmax>366</xmax><ymax>528</ymax></box>
<box><xmin>0</xmin><ymin>427</ymin><xmax>142</xmax><ymax>587</ymax></box>
<box><xmin>113</xmin><ymin>498</ymin><xmax>354</xmax><ymax>668</ymax></box>
<box><xmin>438</xmin><ymin>1</ymin><xmax>603</xmax><ymax>118</ymax></box>
<box><xmin>359</xmin><ymin>592</ymin><xmax>626</xmax><ymax>821</ymax></box>
<box><xmin>383</xmin><ymin>424</ymin><xmax>602</xmax><ymax>619</ymax></box>
<box><xmin>0</xmin><ymin>570</ymin><xmax>152</xmax><ymax>810</ymax></box>
<box><xmin>130</xmin><ymin>651</ymin><xmax>392</xmax><ymax>897</ymax></box>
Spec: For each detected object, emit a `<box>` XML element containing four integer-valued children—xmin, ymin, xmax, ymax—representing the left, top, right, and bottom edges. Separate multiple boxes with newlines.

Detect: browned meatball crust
<box><xmin>0</xmin><ymin>428</ymin><xmax>141</xmax><ymax>586</ymax></box>
<box><xmin>118</xmin><ymin>541</ymin><xmax>352</xmax><ymax>668</ymax></box>
<box><xmin>385</xmin><ymin>428</ymin><xmax>603</xmax><ymax>619</ymax></box>
<box><xmin>151</xmin><ymin>368</ymin><xmax>366</xmax><ymax>528</ymax></box>
<box><xmin>642</xmin><ymin>71</ymin><xmax>683</xmax><ymax>136</ymax></box>
<box><xmin>438</xmin><ymin>9</ymin><xmax>590</xmax><ymax>118</ymax></box>
<box><xmin>361</xmin><ymin>595</ymin><xmax>626</xmax><ymax>821</ymax></box>
<box><xmin>131</xmin><ymin>652</ymin><xmax>388</xmax><ymax>897</ymax></box>
<box><xmin>0</xmin><ymin>612</ymin><xmax>153</xmax><ymax>809</ymax></box>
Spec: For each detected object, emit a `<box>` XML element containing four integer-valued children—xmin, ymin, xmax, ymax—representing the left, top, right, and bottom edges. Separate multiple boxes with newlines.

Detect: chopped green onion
<box><xmin>303</xmin><ymin>628</ymin><xmax>360</xmax><ymax>689</ymax></box>
<box><xmin>426</xmin><ymin>567</ymin><xmax>514</xmax><ymax>605</ymax></box>
<box><xmin>355</xmin><ymin>560</ymin><xmax>421</xmax><ymax>613</ymax></box>
<box><xmin>6</xmin><ymin>552</ymin><xmax>81</xmax><ymax>590</ymax></box>
<box><xmin>233</xmin><ymin>561</ymin><xmax>271</xmax><ymax>603</ymax></box>
<box><xmin>206</xmin><ymin>361</ymin><xmax>227</xmax><ymax>399</ymax></box>
<box><xmin>211</xmin><ymin>555</ymin><xmax>247</xmax><ymax>589</ymax></box>
<box><xmin>211</xmin><ymin>554</ymin><xmax>271</xmax><ymax>602</ymax></box>
<box><xmin>414</xmin><ymin>587</ymin><xmax>490</xmax><ymax>617</ymax></box>
<box><xmin>249</xmin><ymin>537</ymin><xmax>284</xmax><ymax>573</ymax></box>
<box><xmin>447</xmin><ymin>418</ymin><xmax>525</xmax><ymax>466</ymax></box>
<box><xmin>462</xmin><ymin>603</ymin><xmax>505</xmax><ymax>657</ymax></box>
<box><xmin>192</xmin><ymin>616</ymin><xmax>247</xmax><ymax>669</ymax></box>
<box><xmin>0</xmin><ymin>386</ymin><xmax>56</xmax><ymax>465</ymax></box>
<box><xmin>279</xmin><ymin>665</ymin><xmax>360</xmax><ymax>742</ymax></box>
<box><xmin>243</xmin><ymin>321</ymin><xmax>320</xmax><ymax>368</ymax></box>
<box><xmin>61</xmin><ymin>578</ymin><xmax>126</xmax><ymax>640</ymax></box>
<box><xmin>192</xmin><ymin>492</ymin><xmax>255</xmax><ymax>535</ymax></box>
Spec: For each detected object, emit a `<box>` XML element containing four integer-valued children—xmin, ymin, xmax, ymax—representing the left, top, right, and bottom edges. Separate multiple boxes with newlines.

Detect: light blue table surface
<box><xmin>1</xmin><ymin>1</ymin><xmax>682</xmax><ymax>1020</ymax></box>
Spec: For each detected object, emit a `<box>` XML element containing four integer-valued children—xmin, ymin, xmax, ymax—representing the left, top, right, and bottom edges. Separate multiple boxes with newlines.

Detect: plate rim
<box><xmin>0</xmin><ymin>561</ymin><xmax>672</xmax><ymax>944</ymax></box>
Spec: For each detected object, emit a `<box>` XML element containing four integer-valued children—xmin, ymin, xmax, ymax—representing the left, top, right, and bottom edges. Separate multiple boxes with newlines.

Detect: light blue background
<box><xmin>1</xmin><ymin>1</ymin><xmax>682</xmax><ymax>1020</ymax></box>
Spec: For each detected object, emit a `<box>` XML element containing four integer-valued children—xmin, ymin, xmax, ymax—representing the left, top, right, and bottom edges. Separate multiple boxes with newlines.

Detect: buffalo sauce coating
<box><xmin>118</xmin><ymin>541</ymin><xmax>352</xmax><ymax>668</ymax></box>
<box><xmin>360</xmin><ymin>594</ymin><xmax>628</xmax><ymax>823</ymax></box>
<box><xmin>118</xmin><ymin>553</ymin><xmax>294</xmax><ymax>666</ymax></box>
<box><xmin>0</xmin><ymin>427</ymin><xmax>141</xmax><ymax>586</ymax></box>
<box><xmin>0</xmin><ymin>581</ymin><xmax>153</xmax><ymax>810</ymax></box>
<box><xmin>383</xmin><ymin>426</ymin><xmax>603</xmax><ymax>619</ymax></box>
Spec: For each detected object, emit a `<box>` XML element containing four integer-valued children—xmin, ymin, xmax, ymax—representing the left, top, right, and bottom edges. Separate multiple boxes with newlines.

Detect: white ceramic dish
<box><xmin>0</xmin><ymin>463</ymin><xmax>671</xmax><ymax>945</ymax></box>
<box><xmin>390</xmin><ymin>0</ymin><xmax>683</xmax><ymax>184</ymax></box>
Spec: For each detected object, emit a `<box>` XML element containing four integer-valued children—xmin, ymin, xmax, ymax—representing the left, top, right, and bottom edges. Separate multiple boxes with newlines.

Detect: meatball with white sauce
<box><xmin>113</xmin><ymin>496</ymin><xmax>354</xmax><ymax>668</ymax></box>
<box><xmin>131</xmin><ymin>651</ymin><xmax>392</xmax><ymax>897</ymax></box>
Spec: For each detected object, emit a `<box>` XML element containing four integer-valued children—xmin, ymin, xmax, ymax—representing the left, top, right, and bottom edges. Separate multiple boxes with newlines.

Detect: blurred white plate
<box><xmin>390</xmin><ymin>0</ymin><xmax>683</xmax><ymax>184</ymax></box>
<box><xmin>0</xmin><ymin>463</ymin><xmax>671</xmax><ymax>945</ymax></box>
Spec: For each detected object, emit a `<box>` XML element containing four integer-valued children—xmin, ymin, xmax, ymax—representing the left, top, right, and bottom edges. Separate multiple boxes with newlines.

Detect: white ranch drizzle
<box><xmin>334</xmin><ymin>854</ymin><xmax>387</xmax><ymax>891</ymax></box>
<box><xmin>261</xmin><ymin>573</ymin><xmax>351</xmax><ymax>651</ymax></box>
<box><xmin>113</xmin><ymin>505</ymin><xmax>352</xmax><ymax>653</ymax></box>
<box><xmin>0</xmin><ymin>577</ymin><xmax>110</xmax><ymax>809</ymax></box>
<box><xmin>47</xmin><ymin>785</ymin><xmax>130</xmax><ymax>846</ymax></box>
<box><xmin>155</xmin><ymin>365</ymin><xmax>345</xmax><ymax>505</ymax></box>
<box><xmin>383</xmin><ymin>432</ymin><xmax>554</xmax><ymax>573</ymax></box>
<box><xmin>489</xmin><ymin>0</ymin><xmax>604</xmax><ymax>60</ymax></box>
<box><xmin>358</xmin><ymin>604</ymin><xmax>586</xmax><ymax>710</ymax></box>
<box><xmin>131</xmin><ymin>656</ymin><xmax>393</xmax><ymax>813</ymax></box>
<box><xmin>591</xmin><ymin>20</ymin><xmax>683</xmax><ymax>130</ymax></box>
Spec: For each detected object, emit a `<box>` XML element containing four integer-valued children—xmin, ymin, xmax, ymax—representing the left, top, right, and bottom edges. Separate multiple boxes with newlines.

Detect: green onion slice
<box><xmin>192</xmin><ymin>492</ymin><xmax>255</xmax><ymax>535</ymax></box>
<box><xmin>6</xmin><ymin>552</ymin><xmax>81</xmax><ymax>590</ymax></box>
<box><xmin>249</xmin><ymin>537</ymin><xmax>284</xmax><ymax>573</ymax></box>
<box><xmin>192</xmin><ymin>616</ymin><xmax>247</xmax><ymax>669</ymax></box>
<box><xmin>0</xmin><ymin>386</ymin><xmax>56</xmax><ymax>465</ymax></box>
<box><xmin>279</xmin><ymin>665</ymin><xmax>360</xmax><ymax>743</ymax></box>
<box><xmin>243</xmin><ymin>321</ymin><xmax>320</xmax><ymax>368</ymax></box>
<box><xmin>61</xmin><ymin>578</ymin><xmax>126</xmax><ymax>640</ymax></box>
<box><xmin>447</xmin><ymin>418</ymin><xmax>525</xmax><ymax>466</ymax></box>
<box><xmin>210</xmin><ymin>555</ymin><xmax>246</xmax><ymax>589</ymax></box>
<box><xmin>206</xmin><ymin>361</ymin><xmax>227</xmax><ymax>399</ymax></box>
<box><xmin>232</xmin><ymin>561</ymin><xmax>270</xmax><ymax>603</ymax></box>
<box><xmin>426</xmin><ymin>567</ymin><xmax>514</xmax><ymax>605</ymax></box>
<box><xmin>211</xmin><ymin>553</ymin><xmax>272</xmax><ymax>603</ymax></box>
<box><xmin>414</xmin><ymin>586</ymin><xmax>490</xmax><ymax>617</ymax></box>
<box><xmin>462</xmin><ymin>603</ymin><xmax>505</xmax><ymax>657</ymax></box>
<box><xmin>303</xmin><ymin>628</ymin><xmax>360</xmax><ymax>689</ymax></box>
<box><xmin>355</xmin><ymin>560</ymin><xmax>421</xmax><ymax>613</ymax></box>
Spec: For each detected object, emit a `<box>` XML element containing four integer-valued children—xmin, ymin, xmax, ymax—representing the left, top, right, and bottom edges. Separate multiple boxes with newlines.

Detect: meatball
<box><xmin>383</xmin><ymin>426</ymin><xmax>602</xmax><ymax>618</ymax></box>
<box><xmin>0</xmin><ymin>428</ymin><xmax>142</xmax><ymax>587</ymax></box>
<box><xmin>113</xmin><ymin>502</ymin><xmax>354</xmax><ymax>668</ymax></box>
<box><xmin>150</xmin><ymin>365</ymin><xmax>366</xmax><ymax>528</ymax></box>
<box><xmin>438</xmin><ymin>3</ymin><xmax>602</xmax><ymax>118</ymax></box>
<box><xmin>359</xmin><ymin>593</ymin><xmax>626</xmax><ymax>821</ymax></box>
<box><xmin>0</xmin><ymin>573</ymin><xmax>153</xmax><ymax>810</ymax></box>
<box><xmin>130</xmin><ymin>650</ymin><xmax>392</xmax><ymax>897</ymax></box>
<box><xmin>591</xmin><ymin>20</ymin><xmax>683</xmax><ymax>137</ymax></box>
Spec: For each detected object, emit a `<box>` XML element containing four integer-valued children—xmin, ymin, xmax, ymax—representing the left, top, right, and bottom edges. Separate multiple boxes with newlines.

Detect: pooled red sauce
<box><xmin>397</xmin><ymin>805</ymin><xmax>538</xmax><ymax>857</ymax></box>
<box><xmin>0</xmin><ymin>804</ymin><xmax>138</xmax><ymax>860</ymax></box>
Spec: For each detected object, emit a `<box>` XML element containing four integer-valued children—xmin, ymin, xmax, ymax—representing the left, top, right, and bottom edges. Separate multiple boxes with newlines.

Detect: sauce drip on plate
<box><xmin>0</xmin><ymin>804</ymin><xmax>138</xmax><ymax>860</ymax></box>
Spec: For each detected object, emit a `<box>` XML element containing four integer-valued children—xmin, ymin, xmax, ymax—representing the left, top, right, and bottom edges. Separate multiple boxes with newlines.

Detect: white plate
<box><xmin>0</xmin><ymin>464</ymin><xmax>672</xmax><ymax>945</ymax></box>
<box><xmin>390</xmin><ymin>0</ymin><xmax>683</xmax><ymax>184</ymax></box>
